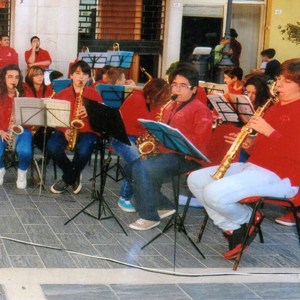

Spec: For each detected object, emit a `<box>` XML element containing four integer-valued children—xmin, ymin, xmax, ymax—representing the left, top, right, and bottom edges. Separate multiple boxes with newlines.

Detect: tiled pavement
<box><xmin>0</xmin><ymin>156</ymin><xmax>300</xmax><ymax>299</ymax></box>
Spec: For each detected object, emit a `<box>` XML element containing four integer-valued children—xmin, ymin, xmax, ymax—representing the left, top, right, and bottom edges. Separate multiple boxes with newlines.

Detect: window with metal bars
<box><xmin>0</xmin><ymin>0</ymin><xmax>11</xmax><ymax>37</ymax></box>
<box><xmin>78</xmin><ymin>0</ymin><xmax>165</xmax><ymax>54</ymax></box>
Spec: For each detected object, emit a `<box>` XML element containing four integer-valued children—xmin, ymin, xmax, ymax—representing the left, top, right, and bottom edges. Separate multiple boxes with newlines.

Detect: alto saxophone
<box><xmin>136</xmin><ymin>95</ymin><xmax>177</xmax><ymax>160</ymax></box>
<box><xmin>67</xmin><ymin>84</ymin><xmax>85</xmax><ymax>151</ymax></box>
<box><xmin>211</xmin><ymin>84</ymin><xmax>279</xmax><ymax>180</ymax></box>
<box><xmin>7</xmin><ymin>85</ymin><xmax>24</xmax><ymax>152</ymax></box>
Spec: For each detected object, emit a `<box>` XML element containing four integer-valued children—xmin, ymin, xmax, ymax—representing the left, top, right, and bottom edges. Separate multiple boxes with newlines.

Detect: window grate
<box><xmin>78</xmin><ymin>0</ymin><xmax>165</xmax><ymax>41</ymax></box>
<box><xmin>0</xmin><ymin>0</ymin><xmax>11</xmax><ymax>36</ymax></box>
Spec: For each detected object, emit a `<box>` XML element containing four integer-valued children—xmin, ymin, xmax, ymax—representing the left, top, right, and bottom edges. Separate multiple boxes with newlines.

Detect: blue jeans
<box><xmin>0</xmin><ymin>129</ymin><xmax>32</xmax><ymax>170</ymax></box>
<box><xmin>188</xmin><ymin>162</ymin><xmax>299</xmax><ymax>231</ymax></box>
<box><xmin>123</xmin><ymin>153</ymin><xmax>200</xmax><ymax>221</ymax></box>
<box><xmin>47</xmin><ymin>130</ymin><xmax>99</xmax><ymax>185</ymax></box>
<box><xmin>110</xmin><ymin>135</ymin><xmax>140</xmax><ymax>199</ymax></box>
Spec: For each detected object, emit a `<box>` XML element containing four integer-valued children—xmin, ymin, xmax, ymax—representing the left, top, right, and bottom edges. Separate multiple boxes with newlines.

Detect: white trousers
<box><xmin>188</xmin><ymin>163</ymin><xmax>299</xmax><ymax>231</ymax></box>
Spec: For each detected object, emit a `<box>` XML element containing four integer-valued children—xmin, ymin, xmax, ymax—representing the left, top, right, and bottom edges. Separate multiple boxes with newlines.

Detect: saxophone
<box><xmin>7</xmin><ymin>85</ymin><xmax>24</xmax><ymax>151</ymax></box>
<box><xmin>140</xmin><ymin>66</ymin><xmax>153</xmax><ymax>83</ymax></box>
<box><xmin>136</xmin><ymin>94</ymin><xmax>177</xmax><ymax>160</ymax></box>
<box><xmin>67</xmin><ymin>84</ymin><xmax>85</xmax><ymax>151</ymax></box>
<box><xmin>211</xmin><ymin>84</ymin><xmax>279</xmax><ymax>180</ymax></box>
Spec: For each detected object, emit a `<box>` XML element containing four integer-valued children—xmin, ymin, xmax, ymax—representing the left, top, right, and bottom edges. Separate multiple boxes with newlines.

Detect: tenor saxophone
<box><xmin>7</xmin><ymin>85</ymin><xmax>24</xmax><ymax>151</ymax></box>
<box><xmin>211</xmin><ymin>84</ymin><xmax>279</xmax><ymax>180</ymax></box>
<box><xmin>67</xmin><ymin>84</ymin><xmax>85</xmax><ymax>151</ymax></box>
<box><xmin>136</xmin><ymin>94</ymin><xmax>177</xmax><ymax>160</ymax></box>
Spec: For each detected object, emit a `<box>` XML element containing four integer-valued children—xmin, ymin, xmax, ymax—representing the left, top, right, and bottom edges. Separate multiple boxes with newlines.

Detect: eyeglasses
<box><xmin>33</xmin><ymin>73</ymin><xmax>43</xmax><ymax>77</ymax></box>
<box><xmin>6</xmin><ymin>75</ymin><xmax>20</xmax><ymax>80</ymax></box>
<box><xmin>170</xmin><ymin>83</ymin><xmax>192</xmax><ymax>90</ymax></box>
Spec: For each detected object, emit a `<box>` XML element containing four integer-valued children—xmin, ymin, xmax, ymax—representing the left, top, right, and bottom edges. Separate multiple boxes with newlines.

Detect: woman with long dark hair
<box><xmin>0</xmin><ymin>64</ymin><xmax>32</xmax><ymax>189</ymax></box>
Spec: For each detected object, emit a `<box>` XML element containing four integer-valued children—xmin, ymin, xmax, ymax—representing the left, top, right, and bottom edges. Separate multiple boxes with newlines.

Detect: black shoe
<box><xmin>50</xmin><ymin>180</ymin><xmax>69</xmax><ymax>194</ymax></box>
<box><xmin>223</xmin><ymin>224</ymin><xmax>246</xmax><ymax>260</ymax></box>
<box><xmin>72</xmin><ymin>174</ymin><xmax>82</xmax><ymax>194</ymax></box>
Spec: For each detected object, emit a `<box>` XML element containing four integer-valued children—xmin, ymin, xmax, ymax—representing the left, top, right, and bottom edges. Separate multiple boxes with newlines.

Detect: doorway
<box><xmin>180</xmin><ymin>17</ymin><xmax>222</xmax><ymax>62</ymax></box>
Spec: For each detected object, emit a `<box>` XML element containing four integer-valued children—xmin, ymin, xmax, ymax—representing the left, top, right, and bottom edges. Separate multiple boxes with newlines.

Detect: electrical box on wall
<box><xmin>275</xmin><ymin>9</ymin><xmax>282</xmax><ymax>15</ymax></box>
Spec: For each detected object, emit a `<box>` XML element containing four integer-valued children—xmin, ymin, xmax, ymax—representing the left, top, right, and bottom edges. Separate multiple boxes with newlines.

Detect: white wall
<box><xmin>11</xmin><ymin>0</ymin><xmax>80</xmax><ymax>78</ymax></box>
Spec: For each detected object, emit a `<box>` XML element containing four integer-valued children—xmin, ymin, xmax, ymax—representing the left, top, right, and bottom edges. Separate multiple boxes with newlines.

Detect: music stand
<box><xmin>64</xmin><ymin>98</ymin><xmax>129</xmax><ymax>236</ymax></box>
<box><xmin>137</xmin><ymin>119</ymin><xmax>209</xmax><ymax>258</ymax></box>
<box><xmin>14</xmin><ymin>97</ymin><xmax>70</xmax><ymax>198</ymax></box>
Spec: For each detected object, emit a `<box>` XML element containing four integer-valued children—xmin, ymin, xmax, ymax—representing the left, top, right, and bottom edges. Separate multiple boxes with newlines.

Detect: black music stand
<box><xmin>14</xmin><ymin>97</ymin><xmax>70</xmax><ymax>198</ymax></box>
<box><xmin>137</xmin><ymin>119</ymin><xmax>210</xmax><ymax>259</ymax></box>
<box><xmin>64</xmin><ymin>99</ymin><xmax>130</xmax><ymax>236</ymax></box>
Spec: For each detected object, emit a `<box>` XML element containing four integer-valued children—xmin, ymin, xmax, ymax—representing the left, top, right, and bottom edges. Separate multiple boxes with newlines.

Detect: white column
<box><xmin>161</xmin><ymin>0</ymin><xmax>183</xmax><ymax>77</ymax></box>
<box><xmin>11</xmin><ymin>0</ymin><xmax>80</xmax><ymax>77</ymax></box>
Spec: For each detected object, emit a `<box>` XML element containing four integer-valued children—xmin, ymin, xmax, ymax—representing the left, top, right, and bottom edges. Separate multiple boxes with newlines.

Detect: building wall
<box><xmin>265</xmin><ymin>0</ymin><xmax>300</xmax><ymax>63</ymax></box>
<box><xmin>11</xmin><ymin>0</ymin><xmax>79</xmax><ymax>77</ymax></box>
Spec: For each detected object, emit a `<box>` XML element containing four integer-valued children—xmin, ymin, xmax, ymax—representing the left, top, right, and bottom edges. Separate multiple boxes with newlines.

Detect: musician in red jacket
<box><xmin>123</xmin><ymin>64</ymin><xmax>213</xmax><ymax>231</ymax></box>
<box><xmin>188</xmin><ymin>58</ymin><xmax>300</xmax><ymax>260</ymax></box>
<box><xmin>47</xmin><ymin>60</ymin><xmax>102</xmax><ymax>195</ymax></box>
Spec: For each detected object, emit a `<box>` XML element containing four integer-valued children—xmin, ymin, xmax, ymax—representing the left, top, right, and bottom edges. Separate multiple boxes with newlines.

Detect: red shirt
<box><xmin>25</xmin><ymin>84</ymin><xmax>54</xmax><ymax>98</ymax></box>
<box><xmin>161</xmin><ymin>97</ymin><xmax>213</xmax><ymax>161</ymax></box>
<box><xmin>24</xmin><ymin>48</ymin><xmax>52</xmax><ymax>70</ymax></box>
<box><xmin>92</xmin><ymin>79</ymin><xmax>107</xmax><ymax>89</ymax></box>
<box><xmin>120</xmin><ymin>89</ymin><xmax>162</xmax><ymax>136</ymax></box>
<box><xmin>0</xmin><ymin>46</ymin><xmax>18</xmax><ymax>68</ymax></box>
<box><xmin>0</xmin><ymin>94</ymin><xmax>14</xmax><ymax>130</ymax></box>
<box><xmin>228</xmin><ymin>84</ymin><xmax>244</xmax><ymax>95</ymax></box>
<box><xmin>55</xmin><ymin>85</ymin><xmax>103</xmax><ymax>134</ymax></box>
<box><xmin>248</xmin><ymin>99</ymin><xmax>300</xmax><ymax>186</ymax></box>
<box><xmin>196</xmin><ymin>86</ymin><xmax>207</xmax><ymax>106</ymax></box>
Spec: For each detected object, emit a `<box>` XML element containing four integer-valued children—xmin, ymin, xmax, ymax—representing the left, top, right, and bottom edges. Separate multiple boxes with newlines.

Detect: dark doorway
<box><xmin>180</xmin><ymin>17</ymin><xmax>222</xmax><ymax>62</ymax></box>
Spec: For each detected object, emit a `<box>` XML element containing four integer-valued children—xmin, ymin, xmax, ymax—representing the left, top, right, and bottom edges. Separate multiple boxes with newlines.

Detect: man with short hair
<box><xmin>0</xmin><ymin>35</ymin><xmax>18</xmax><ymax>69</ymax></box>
<box><xmin>24</xmin><ymin>36</ymin><xmax>52</xmax><ymax>71</ymax></box>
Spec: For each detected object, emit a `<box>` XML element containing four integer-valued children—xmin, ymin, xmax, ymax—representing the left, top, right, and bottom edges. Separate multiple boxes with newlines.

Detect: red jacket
<box><xmin>120</xmin><ymin>89</ymin><xmax>162</xmax><ymax>136</ymax></box>
<box><xmin>0</xmin><ymin>94</ymin><xmax>14</xmax><ymax>130</ymax></box>
<box><xmin>248</xmin><ymin>99</ymin><xmax>300</xmax><ymax>186</ymax></box>
<box><xmin>0</xmin><ymin>46</ymin><xmax>18</xmax><ymax>68</ymax></box>
<box><xmin>24</xmin><ymin>84</ymin><xmax>54</xmax><ymax>98</ymax></box>
<box><xmin>55</xmin><ymin>85</ymin><xmax>103</xmax><ymax>134</ymax></box>
<box><xmin>161</xmin><ymin>97</ymin><xmax>213</xmax><ymax>161</ymax></box>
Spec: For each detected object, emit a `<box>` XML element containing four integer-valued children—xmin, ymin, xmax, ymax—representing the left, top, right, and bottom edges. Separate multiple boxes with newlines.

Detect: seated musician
<box><xmin>188</xmin><ymin>58</ymin><xmax>300</xmax><ymax>260</ymax></box>
<box><xmin>0</xmin><ymin>64</ymin><xmax>32</xmax><ymax>189</ymax></box>
<box><xmin>224</xmin><ymin>66</ymin><xmax>244</xmax><ymax>94</ymax></box>
<box><xmin>92</xmin><ymin>65</ymin><xmax>112</xmax><ymax>88</ymax></box>
<box><xmin>111</xmin><ymin>78</ymin><xmax>172</xmax><ymax>213</ymax></box>
<box><xmin>47</xmin><ymin>60</ymin><xmax>103</xmax><ymax>194</ymax></box>
<box><xmin>24</xmin><ymin>66</ymin><xmax>56</xmax><ymax>152</ymax></box>
<box><xmin>122</xmin><ymin>63</ymin><xmax>213</xmax><ymax>230</ymax></box>
<box><xmin>105</xmin><ymin>67</ymin><xmax>136</xmax><ymax>86</ymax></box>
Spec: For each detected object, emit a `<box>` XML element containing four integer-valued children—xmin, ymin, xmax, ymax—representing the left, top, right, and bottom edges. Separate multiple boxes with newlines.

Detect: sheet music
<box><xmin>228</xmin><ymin>94</ymin><xmax>254</xmax><ymax>123</ymax></box>
<box><xmin>199</xmin><ymin>81</ymin><xmax>228</xmax><ymax>94</ymax></box>
<box><xmin>207</xmin><ymin>94</ymin><xmax>239</xmax><ymax>122</ymax></box>
<box><xmin>14</xmin><ymin>97</ymin><xmax>70</xmax><ymax>128</ymax></box>
<box><xmin>138</xmin><ymin>119</ymin><xmax>210</xmax><ymax>162</ymax></box>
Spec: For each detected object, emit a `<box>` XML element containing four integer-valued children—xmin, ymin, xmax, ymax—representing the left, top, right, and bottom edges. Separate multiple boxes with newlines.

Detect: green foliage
<box><xmin>165</xmin><ymin>61</ymin><xmax>179</xmax><ymax>76</ymax></box>
<box><xmin>281</xmin><ymin>22</ymin><xmax>300</xmax><ymax>45</ymax></box>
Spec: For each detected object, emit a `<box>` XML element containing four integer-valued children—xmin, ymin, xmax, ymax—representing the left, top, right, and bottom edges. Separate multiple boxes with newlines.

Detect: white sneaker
<box><xmin>0</xmin><ymin>168</ymin><xmax>6</xmax><ymax>185</ymax></box>
<box><xmin>129</xmin><ymin>218</ymin><xmax>160</xmax><ymax>231</ymax></box>
<box><xmin>158</xmin><ymin>209</ymin><xmax>176</xmax><ymax>219</ymax></box>
<box><xmin>16</xmin><ymin>169</ymin><xmax>27</xmax><ymax>189</ymax></box>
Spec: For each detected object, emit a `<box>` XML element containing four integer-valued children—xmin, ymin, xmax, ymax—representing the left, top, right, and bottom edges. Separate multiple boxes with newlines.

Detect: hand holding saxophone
<box><xmin>0</xmin><ymin>130</ymin><xmax>9</xmax><ymax>143</ymax></box>
<box><xmin>225</xmin><ymin>133</ymin><xmax>254</xmax><ymax>149</ymax></box>
<box><xmin>247</xmin><ymin>115</ymin><xmax>275</xmax><ymax>137</ymax></box>
<box><xmin>78</xmin><ymin>106</ymin><xmax>87</xmax><ymax>119</ymax></box>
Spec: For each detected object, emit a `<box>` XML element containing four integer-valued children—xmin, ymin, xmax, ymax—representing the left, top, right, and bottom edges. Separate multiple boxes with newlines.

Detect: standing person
<box><xmin>24</xmin><ymin>36</ymin><xmax>52</xmax><ymax>71</ymax></box>
<box><xmin>111</xmin><ymin>78</ymin><xmax>172</xmax><ymax>212</ymax></box>
<box><xmin>228</xmin><ymin>28</ymin><xmax>242</xmax><ymax>67</ymax></box>
<box><xmin>224</xmin><ymin>66</ymin><xmax>244</xmax><ymax>94</ymax></box>
<box><xmin>0</xmin><ymin>35</ymin><xmax>18</xmax><ymax>69</ymax></box>
<box><xmin>47</xmin><ymin>60</ymin><xmax>103</xmax><ymax>195</ymax></box>
<box><xmin>123</xmin><ymin>64</ymin><xmax>213</xmax><ymax>231</ymax></box>
<box><xmin>188</xmin><ymin>58</ymin><xmax>300</xmax><ymax>260</ymax></box>
<box><xmin>0</xmin><ymin>64</ymin><xmax>32</xmax><ymax>189</ymax></box>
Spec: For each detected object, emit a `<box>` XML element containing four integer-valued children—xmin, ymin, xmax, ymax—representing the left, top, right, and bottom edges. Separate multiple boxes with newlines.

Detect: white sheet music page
<box><xmin>207</xmin><ymin>94</ymin><xmax>239</xmax><ymax>122</ymax></box>
<box><xmin>228</xmin><ymin>94</ymin><xmax>254</xmax><ymax>123</ymax></box>
<box><xmin>14</xmin><ymin>97</ymin><xmax>44</xmax><ymax>126</ymax></box>
<box><xmin>44</xmin><ymin>99</ymin><xmax>70</xmax><ymax>128</ymax></box>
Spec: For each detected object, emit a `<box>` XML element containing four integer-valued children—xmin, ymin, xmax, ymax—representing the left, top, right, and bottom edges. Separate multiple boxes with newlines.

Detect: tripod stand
<box><xmin>64</xmin><ymin>99</ymin><xmax>130</xmax><ymax>235</ymax></box>
<box><xmin>14</xmin><ymin>97</ymin><xmax>70</xmax><ymax>198</ymax></box>
<box><xmin>137</xmin><ymin>119</ymin><xmax>209</xmax><ymax>259</ymax></box>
